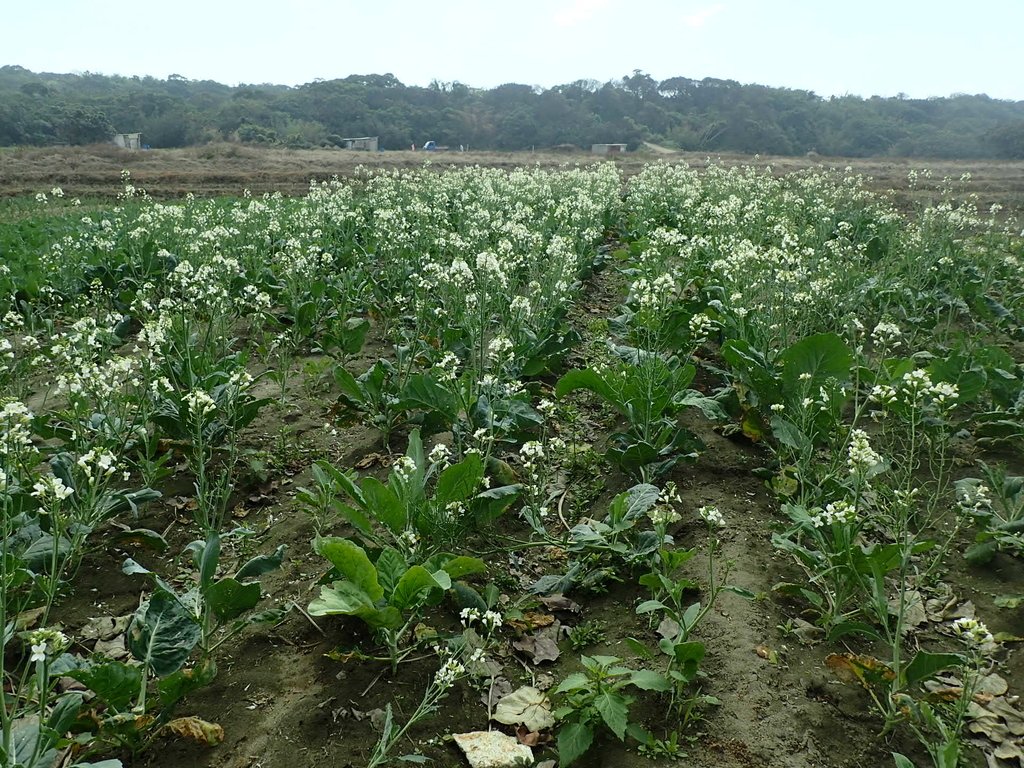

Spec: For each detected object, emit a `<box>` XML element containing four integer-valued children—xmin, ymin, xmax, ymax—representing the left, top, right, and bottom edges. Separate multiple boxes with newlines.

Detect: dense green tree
<box><xmin>0</xmin><ymin>65</ymin><xmax>1021</xmax><ymax>157</ymax></box>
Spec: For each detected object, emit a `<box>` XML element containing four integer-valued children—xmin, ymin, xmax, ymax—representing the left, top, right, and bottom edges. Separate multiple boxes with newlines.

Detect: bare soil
<box><xmin>2</xmin><ymin>144</ymin><xmax>1023</xmax><ymax>215</ymax></box>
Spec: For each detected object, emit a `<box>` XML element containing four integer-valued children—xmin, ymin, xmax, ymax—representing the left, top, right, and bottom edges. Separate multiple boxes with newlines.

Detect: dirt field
<box><xmin>2</xmin><ymin>143</ymin><xmax>1023</xmax><ymax>214</ymax></box>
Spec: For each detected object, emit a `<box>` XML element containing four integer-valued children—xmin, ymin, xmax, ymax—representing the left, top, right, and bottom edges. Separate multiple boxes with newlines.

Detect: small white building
<box><xmin>113</xmin><ymin>133</ymin><xmax>142</xmax><ymax>150</ymax></box>
<box><xmin>591</xmin><ymin>143</ymin><xmax>627</xmax><ymax>155</ymax></box>
<box><xmin>340</xmin><ymin>136</ymin><xmax>379</xmax><ymax>151</ymax></box>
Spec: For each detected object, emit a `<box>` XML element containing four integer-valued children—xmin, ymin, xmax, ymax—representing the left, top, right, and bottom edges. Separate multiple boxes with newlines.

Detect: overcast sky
<box><xmin>5</xmin><ymin>0</ymin><xmax>1022</xmax><ymax>100</ymax></box>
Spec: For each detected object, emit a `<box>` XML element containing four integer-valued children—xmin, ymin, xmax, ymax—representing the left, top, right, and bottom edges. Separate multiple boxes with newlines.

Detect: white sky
<box><xmin>4</xmin><ymin>0</ymin><xmax>1022</xmax><ymax>99</ymax></box>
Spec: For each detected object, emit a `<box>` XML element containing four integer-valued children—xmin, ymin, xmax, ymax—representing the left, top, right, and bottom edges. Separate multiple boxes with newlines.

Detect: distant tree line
<box><xmin>1</xmin><ymin>65</ymin><xmax>1023</xmax><ymax>158</ymax></box>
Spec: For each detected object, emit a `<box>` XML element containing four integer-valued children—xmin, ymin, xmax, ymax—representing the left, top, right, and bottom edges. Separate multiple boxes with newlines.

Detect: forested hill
<box><xmin>2</xmin><ymin>65</ymin><xmax>1023</xmax><ymax>158</ymax></box>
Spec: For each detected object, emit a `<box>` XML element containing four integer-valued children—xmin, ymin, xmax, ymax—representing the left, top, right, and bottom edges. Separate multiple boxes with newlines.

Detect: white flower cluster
<box><xmin>184</xmin><ymin>389</ymin><xmax>217</xmax><ymax>419</ymax></box>
<box><xmin>688</xmin><ymin>312</ymin><xmax>713</xmax><ymax>342</ymax></box>
<box><xmin>31</xmin><ymin>475</ymin><xmax>74</xmax><ymax>503</ymax></box>
<box><xmin>460</xmin><ymin>607</ymin><xmax>503</xmax><ymax>633</ymax></box>
<box><xmin>392</xmin><ymin>456</ymin><xmax>418</xmax><ymax>483</ymax></box>
<box><xmin>847</xmin><ymin>429</ymin><xmax>882</xmax><ymax>475</ymax></box>
<box><xmin>428</xmin><ymin>443</ymin><xmax>452</xmax><ymax>467</ymax></box>
<box><xmin>0</xmin><ymin>401</ymin><xmax>35</xmax><ymax>457</ymax></box>
<box><xmin>950</xmin><ymin>617</ymin><xmax>994</xmax><ymax>649</ymax></box>
<box><xmin>871</xmin><ymin>321</ymin><xmax>902</xmax><ymax>348</ymax></box>
<box><xmin>434</xmin><ymin>352</ymin><xmax>460</xmax><ymax>382</ymax></box>
<box><xmin>871</xmin><ymin>370</ymin><xmax>959</xmax><ymax>412</ymax></box>
<box><xmin>698</xmin><ymin>505</ymin><xmax>725</xmax><ymax>528</ymax></box>
<box><xmin>648</xmin><ymin>482</ymin><xmax>683</xmax><ymax>527</ymax></box>
<box><xmin>76</xmin><ymin>449</ymin><xmax>118</xmax><ymax>483</ymax></box>
<box><xmin>433</xmin><ymin>655</ymin><xmax>466</xmax><ymax>691</ymax></box>
<box><xmin>487</xmin><ymin>335</ymin><xmax>514</xmax><ymax>363</ymax></box>
<box><xmin>631</xmin><ymin>274</ymin><xmax>676</xmax><ymax>312</ymax></box>
<box><xmin>809</xmin><ymin>500</ymin><xmax>856</xmax><ymax>528</ymax></box>
<box><xmin>28</xmin><ymin>628</ymin><xmax>70</xmax><ymax>663</ymax></box>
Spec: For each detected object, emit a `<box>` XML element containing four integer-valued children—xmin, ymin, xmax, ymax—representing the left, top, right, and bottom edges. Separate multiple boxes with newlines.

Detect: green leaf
<box><xmin>676</xmin><ymin>389</ymin><xmax>729</xmax><ymax>420</ymax></box>
<box><xmin>472</xmin><ymin>484</ymin><xmax>521</xmax><ymax>523</ymax></box>
<box><xmin>554</xmin><ymin>672</ymin><xmax>591</xmax><ymax>693</ymax></box>
<box><xmin>452</xmin><ymin>582</ymin><xmax>487</xmax><ymax>612</ymax></box>
<box><xmin>313</xmin><ymin>537</ymin><xmax>383</xmax><ymax>602</ymax></box>
<box><xmin>361</xmin><ymin>478</ymin><xmax>407</xmax><ymax>535</ymax></box>
<box><xmin>158</xmin><ymin>657</ymin><xmax>218</xmax><ymax>709</ymax></box>
<box><xmin>780</xmin><ymin>332</ymin><xmax>852</xmax><ymax>393</ymax></box>
<box><xmin>331</xmin><ymin>501</ymin><xmax>375</xmax><ymax>537</ymax></box>
<box><xmin>47</xmin><ymin>692</ymin><xmax>84</xmax><ymax>734</ymax></box>
<box><xmin>205</xmin><ymin>578</ymin><xmax>262</xmax><ymax>623</ymax></box>
<box><xmin>435</xmin><ymin>453</ymin><xmax>484</xmax><ymax>504</ymax></box>
<box><xmin>375</xmin><ymin>547</ymin><xmax>408</xmax><ymax>599</ymax></box>
<box><xmin>593</xmin><ymin>691</ymin><xmax>629</xmax><ymax>740</ymax></box>
<box><xmin>197</xmin><ymin>535</ymin><xmax>220</xmax><ymax>590</ymax></box>
<box><xmin>556</xmin><ymin>368</ymin><xmax>620</xmax><ymax>412</ymax></box>
<box><xmin>308</xmin><ymin>581</ymin><xmax>401</xmax><ymax>629</ymax></box>
<box><xmin>69</xmin><ymin>661</ymin><xmax>142</xmax><ymax>711</ymax></box>
<box><xmin>316</xmin><ymin>460</ymin><xmax>365</xmax><ymax>508</ymax></box>
<box><xmin>964</xmin><ymin>539</ymin><xmax>998</xmax><ymax>566</ymax></box>
<box><xmin>438</xmin><ymin>555</ymin><xmax>487</xmax><ymax>580</ymax></box>
<box><xmin>904</xmin><ymin>651</ymin><xmax>964</xmax><ymax>686</ymax></box>
<box><xmin>333</xmin><ymin>365</ymin><xmax>364</xmax><ymax>405</ymax></box>
<box><xmin>391</xmin><ymin>566</ymin><xmax>446</xmax><ymax>611</ymax></box>
<box><xmin>995</xmin><ymin>595</ymin><xmax>1024</xmax><ymax>609</ymax></box>
<box><xmin>770</xmin><ymin>416</ymin><xmax>812</xmax><ymax>452</ymax></box>
<box><xmin>127</xmin><ymin>589</ymin><xmax>201</xmax><ymax>677</ymax></box>
<box><xmin>628</xmin><ymin>669</ymin><xmax>671</xmax><ymax>691</ymax></box>
<box><xmin>235</xmin><ymin>545</ymin><xmax>286</xmax><ymax>581</ymax></box>
<box><xmin>892</xmin><ymin>753</ymin><xmax>917</xmax><ymax>768</ymax></box>
<box><xmin>400</xmin><ymin>374</ymin><xmax>458</xmax><ymax>421</ymax></box>
<box><xmin>557</xmin><ymin>721</ymin><xmax>594</xmax><ymax>766</ymax></box>
<box><xmin>635</xmin><ymin>600</ymin><xmax>666</xmax><ymax>615</ymax></box>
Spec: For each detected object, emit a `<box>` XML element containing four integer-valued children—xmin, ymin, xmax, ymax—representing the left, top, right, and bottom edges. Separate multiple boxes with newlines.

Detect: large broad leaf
<box><xmin>308</xmin><ymin>581</ymin><xmax>401</xmax><ymax>629</ymax></box>
<box><xmin>313</xmin><ymin>537</ymin><xmax>383</xmax><ymax>601</ymax></box>
<box><xmin>47</xmin><ymin>692</ymin><xmax>84</xmax><ymax>735</ymax></box>
<box><xmin>235</xmin><ymin>544</ymin><xmax>286</xmax><ymax>581</ymax></box>
<box><xmin>360</xmin><ymin>479</ymin><xmax>406</xmax><ymax>535</ymax></box>
<box><xmin>556</xmin><ymin>368</ymin><xmax>621</xmax><ymax>413</ymax></box>
<box><xmin>904</xmin><ymin>651</ymin><xmax>964</xmax><ymax>686</ymax></box>
<box><xmin>333</xmin><ymin>366</ymin><xmax>365</xmax><ymax>406</ymax></box>
<box><xmin>557</xmin><ymin>721</ymin><xmax>594</xmax><ymax>766</ymax></box>
<box><xmin>400</xmin><ymin>374</ymin><xmax>458</xmax><ymax>422</ymax></box>
<box><xmin>69</xmin><ymin>660</ymin><xmax>142</xmax><ymax>711</ymax></box>
<box><xmin>770</xmin><ymin>416</ymin><xmax>812</xmax><ymax>453</ymax></box>
<box><xmin>391</xmin><ymin>566</ymin><xmax>448</xmax><ymax>611</ymax></box>
<box><xmin>157</xmin><ymin>657</ymin><xmax>217</xmax><ymax>709</ymax></box>
<box><xmin>374</xmin><ymin>547</ymin><xmax>408</xmax><ymax>599</ymax></box>
<box><xmin>11</xmin><ymin>718</ymin><xmax>58</xmax><ymax>768</ymax></box>
<box><xmin>437</xmin><ymin>555</ymin><xmax>487</xmax><ymax>579</ymax></box>
<box><xmin>607</xmin><ymin>483</ymin><xmax>661</xmax><ymax>523</ymax></box>
<box><xmin>721</xmin><ymin>339</ymin><xmax>783</xmax><ymax>405</ymax></box>
<box><xmin>780</xmin><ymin>333</ymin><xmax>852</xmax><ymax>393</ymax></box>
<box><xmin>472</xmin><ymin>484</ymin><xmax>521</xmax><ymax>523</ymax></box>
<box><xmin>628</xmin><ymin>669</ymin><xmax>671</xmax><ymax>691</ymax></box>
<box><xmin>493</xmin><ymin>686</ymin><xmax>555</xmax><ymax>731</ymax></box>
<box><xmin>593</xmin><ymin>691</ymin><xmax>629</xmax><ymax>740</ymax></box>
<box><xmin>435</xmin><ymin>453</ymin><xmax>484</xmax><ymax>505</ymax></box>
<box><xmin>676</xmin><ymin>389</ymin><xmax>729</xmax><ymax>421</ymax></box>
<box><xmin>127</xmin><ymin>589</ymin><xmax>201</xmax><ymax>677</ymax></box>
<box><xmin>205</xmin><ymin>578</ymin><xmax>262</xmax><ymax>623</ymax></box>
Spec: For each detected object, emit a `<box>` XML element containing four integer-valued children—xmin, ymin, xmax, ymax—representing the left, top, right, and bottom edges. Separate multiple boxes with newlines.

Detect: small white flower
<box><xmin>698</xmin><ymin>505</ymin><xmax>725</xmax><ymax>528</ymax></box>
<box><xmin>428</xmin><ymin>443</ymin><xmax>452</xmax><ymax>466</ymax></box>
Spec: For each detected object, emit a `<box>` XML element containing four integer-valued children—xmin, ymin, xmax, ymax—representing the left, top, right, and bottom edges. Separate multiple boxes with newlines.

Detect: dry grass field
<box><xmin>2</xmin><ymin>143</ymin><xmax>1023</xmax><ymax>214</ymax></box>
